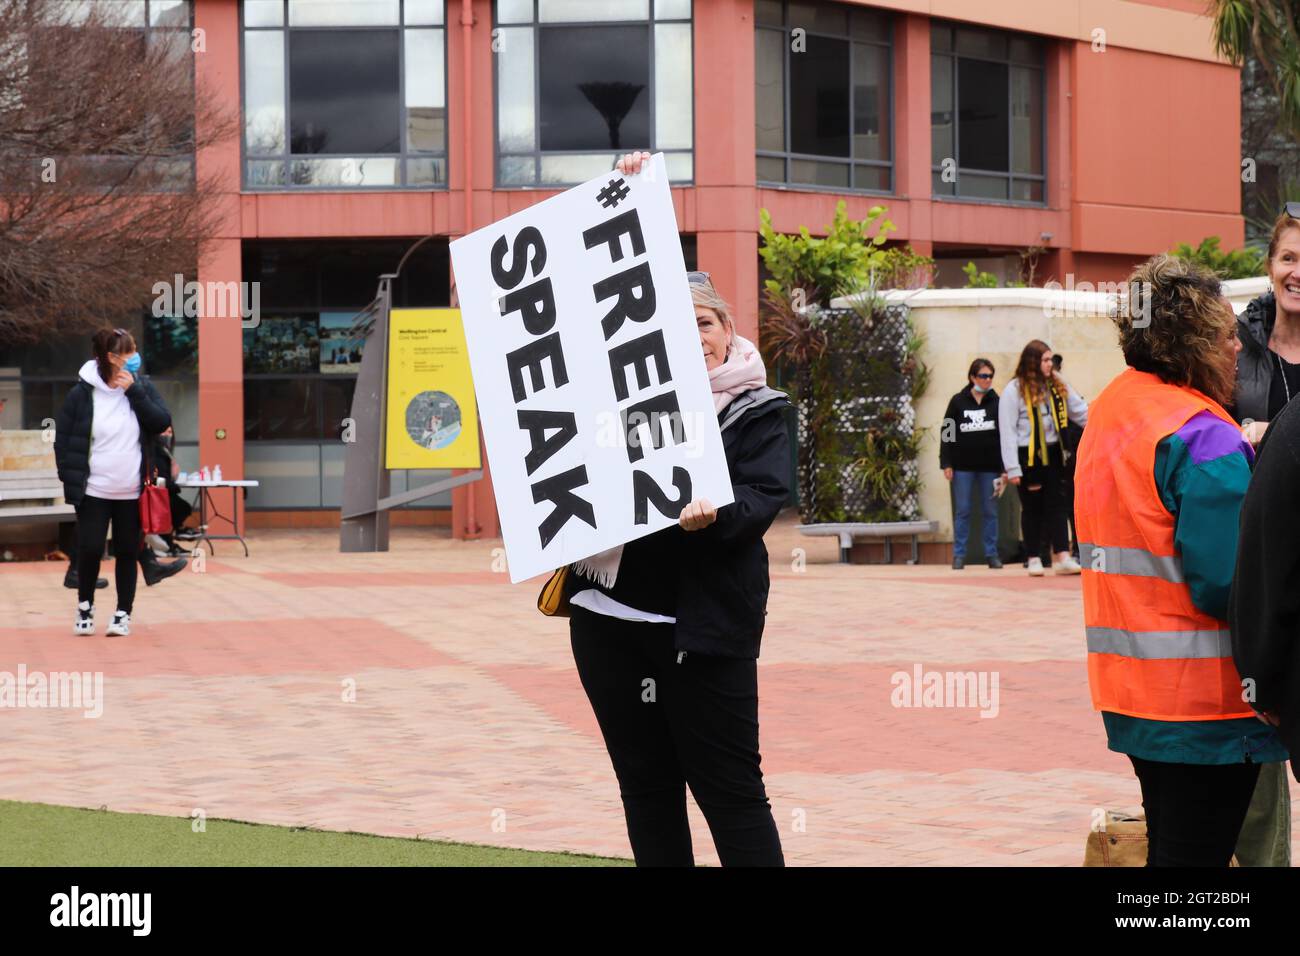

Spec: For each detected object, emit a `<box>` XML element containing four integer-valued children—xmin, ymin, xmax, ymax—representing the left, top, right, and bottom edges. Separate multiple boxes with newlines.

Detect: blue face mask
<box><xmin>973</xmin><ymin>383</ymin><xmax>989</xmax><ymax>394</ymax></box>
<box><xmin>124</xmin><ymin>353</ymin><xmax>142</xmax><ymax>374</ymax></box>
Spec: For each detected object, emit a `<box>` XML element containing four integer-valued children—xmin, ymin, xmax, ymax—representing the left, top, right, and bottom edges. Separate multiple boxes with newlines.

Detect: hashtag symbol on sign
<box><xmin>596</xmin><ymin>178</ymin><xmax>630</xmax><ymax>209</ymax></box>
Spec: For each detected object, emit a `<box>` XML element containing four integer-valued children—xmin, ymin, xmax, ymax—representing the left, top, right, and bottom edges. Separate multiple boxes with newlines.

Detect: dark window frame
<box><xmin>930</xmin><ymin>20</ymin><xmax>1047</xmax><ymax>206</ymax></box>
<box><xmin>491</xmin><ymin>0</ymin><xmax>695</xmax><ymax>188</ymax></box>
<box><xmin>239</xmin><ymin>0</ymin><xmax>449</xmax><ymax>191</ymax></box>
<box><xmin>754</xmin><ymin>0</ymin><xmax>894</xmax><ymax>195</ymax></box>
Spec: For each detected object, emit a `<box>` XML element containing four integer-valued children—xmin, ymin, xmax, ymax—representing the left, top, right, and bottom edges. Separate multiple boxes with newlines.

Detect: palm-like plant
<box><xmin>1211</xmin><ymin>1</ymin><xmax>1300</xmax><ymax>138</ymax></box>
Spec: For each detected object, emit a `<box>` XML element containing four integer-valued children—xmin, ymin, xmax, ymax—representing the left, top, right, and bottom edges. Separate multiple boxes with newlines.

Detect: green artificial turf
<box><xmin>0</xmin><ymin>800</ymin><xmax>630</xmax><ymax>867</ymax></box>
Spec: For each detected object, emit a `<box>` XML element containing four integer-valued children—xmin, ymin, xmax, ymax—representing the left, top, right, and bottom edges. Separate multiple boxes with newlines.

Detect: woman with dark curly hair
<box><xmin>1076</xmin><ymin>254</ymin><xmax>1286</xmax><ymax>867</ymax></box>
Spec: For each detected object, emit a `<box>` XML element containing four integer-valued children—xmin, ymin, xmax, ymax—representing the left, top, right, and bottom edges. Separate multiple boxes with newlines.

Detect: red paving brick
<box><xmin>0</xmin><ymin>514</ymin><xmax>1290</xmax><ymax>865</ymax></box>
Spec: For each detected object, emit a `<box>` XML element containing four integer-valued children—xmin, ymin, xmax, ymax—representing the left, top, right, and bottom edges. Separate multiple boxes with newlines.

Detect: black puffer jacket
<box><xmin>1234</xmin><ymin>291</ymin><xmax>1276</xmax><ymax>424</ymax></box>
<box><xmin>54</xmin><ymin>371</ymin><xmax>172</xmax><ymax>506</ymax></box>
<box><xmin>570</xmin><ymin>386</ymin><xmax>793</xmax><ymax>660</ymax></box>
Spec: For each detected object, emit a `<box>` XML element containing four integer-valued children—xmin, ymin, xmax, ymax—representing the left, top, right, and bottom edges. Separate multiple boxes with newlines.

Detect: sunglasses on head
<box><xmin>1284</xmin><ymin>202</ymin><xmax>1300</xmax><ymax>219</ymax></box>
<box><xmin>687</xmin><ymin>271</ymin><xmax>712</xmax><ymax>287</ymax></box>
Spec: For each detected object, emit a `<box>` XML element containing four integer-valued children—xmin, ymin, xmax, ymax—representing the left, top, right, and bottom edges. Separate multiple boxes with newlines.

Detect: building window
<box><xmin>930</xmin><ymin>21</ymin><xmax>1044</xmax><ymax>203</ymax></box>
<box><xmin>241</xmin><ymin>0</ymin><xmax>447</xmax><ymax>189</ymax></box>
<box><xmin>754</xmin><ymin>0</ymin><xmax>892</xmax><ymax>193</ymax></box>
<box><xmin>493</xmin><ymin>0</ymin><xmax>694</xmax><ymax>186</ymax></box>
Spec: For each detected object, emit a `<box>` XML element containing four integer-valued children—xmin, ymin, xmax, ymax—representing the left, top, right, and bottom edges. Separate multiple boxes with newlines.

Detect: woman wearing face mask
<box><xmin>940</xmin><ymin>358</ymin><xmax>1005</xmax><ymax>569</ymax></box>
<box><xmin>562</xmin><ymin>151</ymin><xmax>791</xmax><ymax>867</ymax></box>
<box><xmin>998</xmin><ymin>339</ymin><xmax>1088</xmax><ymax>576</ymax></box>
<box><xmin>54</xmin><ymin>328</ymin><xmax>172</xmax><ymax>637</ymax></box>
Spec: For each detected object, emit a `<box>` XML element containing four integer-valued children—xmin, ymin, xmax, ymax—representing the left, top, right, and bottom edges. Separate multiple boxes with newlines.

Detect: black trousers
<box><xmin>75</xmin><ymin>495</ymin><xmax>140</xmax><ymax>613</ymax></box>
<box><xmin>1130</xmin><ymin>756</ymin><xmax>1261</xmax><ymax>866</ymax></box>
<box><xmin>570</xmin><ymin>605</ymin><xmax>784</xmax><ymax>867</ymax></box>
<box><xmin>1016</xmin><ymin>443</ymin><xmax>1070</xmax><ymax>556</ymax></box>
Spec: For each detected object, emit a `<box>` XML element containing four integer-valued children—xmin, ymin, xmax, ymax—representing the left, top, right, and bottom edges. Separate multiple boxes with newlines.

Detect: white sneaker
<box><xmin>1053</xmin><ymin>557</ymin><xmax>1082</xmax><ymax>575</ymax></box>
<box><xmin>73</xmin><ymin>601</ymin><xmax>94</xmax><ymax>636</ymax></box>
<box><xmin>105</xmin><ymin>610</ymin><xmax>131</xmax><ymax>637</ymax></box>
<box><xmin>1027</xmin><ymin>557</ymin><xmax>1045</xmax><ymax>577</ymax></box>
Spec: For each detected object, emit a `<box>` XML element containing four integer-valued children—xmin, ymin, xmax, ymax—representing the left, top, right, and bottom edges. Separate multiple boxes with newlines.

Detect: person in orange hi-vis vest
<box><xmin>1075</xmin><ymin>255</ymin><xmax>1287</xmax><ymax>867</ymax></box>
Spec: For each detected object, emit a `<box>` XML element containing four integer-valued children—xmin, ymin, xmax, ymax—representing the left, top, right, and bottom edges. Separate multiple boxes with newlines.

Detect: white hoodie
<box><xmin>79</xmin><ymin>360</ymin><xmax>142</xmax><ymax>500</ymax></box>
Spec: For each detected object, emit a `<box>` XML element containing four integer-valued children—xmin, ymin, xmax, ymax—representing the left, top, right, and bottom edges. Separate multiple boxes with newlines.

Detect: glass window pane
<box><xmin>149</xmin><ymin>0</ymin><xmax>188</xmax><ymax>26</ymax></box>
<box><xmin>931</xmin><ymin>170</ymin><xmax>954</xmax><ymax>196</ymax></box>
<box><xmin>789</xmin><ymin>158</ymin><xmax>849</xmax><ymax>188</ymax></box>
<box><xmin>1012</xmin><ymin>179</ymin><xmax>1044</xmax><ymax>203</ymax></box>
<box><xmin>496</xmin><ymin>27</ymin><xmax>535</xmax><ymax>152</ymax></box>
<box><xmin>406</xmin><ymin>156</ymin><xmax>447</xmax><ymax>185</ymax></box>
<box><xmin>655</xmin><ymin>0</ymin><xmax>690</xmax><ymax>19</ymax></box>
<box><xmin>319</xmin><ymin>312</ymin><xmax>365</xmax><ymax>373</ymax></box>
<box><xmin>755</xmin><ymin>0</ymin><xmax>782</xmax><ymax>26</ymax></box>
<box><xmin>539</xmin><ymin>153</ymin><xmax>617</xmax><ymax>184</ymax></box>
<box><xmin>757</xmin><ymin>155</ymin><xmax>785</xmax><ymax>182</ymax></box>
<box><xmin>405</xmin><ymin>29</ymin><xmax>446</xmax><ymax>152</ymax></box>
<box><xmin>289</xmin><ymin>156</ymin><xmax>400</xmax><ymax>185</ymax></box>
<box><xmin>957</xmin><ymin>58</ymin><xmax>1008</xmax><ymax>172</ymax></box>
<box><xmin>538</xmin><ymin>0</ymin><xmax>649</xmax><ymax>22</ymax></box>
<box><xmin>497</xmin><ymin>155</ymin><xmax>535</xmax><ymax>184</ymax></box>
<box><xmin>852</xmin><ymin>42</ymin><xmax>887</xmax><ymax>161</ymax></box>
<box><xmin>243</xmin><ymin>0</ymin><xmax>283</xmax><ymax>26</ymax></box>
<box><xmin>244</xmin><ymin>443</ymin><xmax>322</xmax><ymax>507</ymax></box>
<box><xmin>1010</xmin><ymin>65</ymin><xmax>1042</xmax><ymax>175</ymax></box>
<box><xmin>955</xmin><ymin>26</ymin><xmax>1008</xmax><ymax>60</ymax></box>
<box><xmin>150</xmin><ymin>379</ymin><xmax>199</xmax><ymax>438</ymax></box>
<box><xmin>405</xmin><ymin>0</ymin><xmax>443</xmax><ymax>25</ymax></box>
<box><xmin>244</xmin><ymin>30</ymin><xmax>285</xmax><ymax>153</ymax></box>
<box><xmin>244</xmin><ymin>317</ymin><xmax>319</xmax><ymax>373</ymax></box>
<box><xmin>788</xmin><ymin>1</ymin><xmax>845</xmax><ymax>35</ymax></box>
<box><xmin>247</xmin><ymin>159</ymin><xmax>287</xmax><ymax>185</ymax></box>
<box><xmin>654</xmin><ymin>23</ymin><xmax>692</xmax><ymax>149</ymax></box>
<box><xmin>497</xmin><ymin>0</ymin><xmax>532</xmax><ymax>23</ymax></box>
<box><xmin>789</xmin><ymin>34</ymin><xmax>849</xmax><ymax>157</ymax></box>
<box><xmin>288</xmin><ymin>0</ymin><xmax>399</xmax><ymax>26</ymax></box>
<box><xmin>149</xmin><ymin>27</ymin><xmax>193</xmax><ymax>92</ymax></box>
<box><xmin>1010</xmin><ymin>36</ymin><xmax>1042</xmax><ymax>65</ymax></box>
<box><xmin>289</xmin><ymin>30</ymin><xmax>401</xmax><ymax>154</ymax></box>
<box><xmin>755</xmin><ymin>28</ymin><xmax>784</xmax><ymax>152</ymax></box>
<box><xmin>665</xmin><ymin>151</ymin><xmax>692</xmax><ymax>181</ymax></box>
<box><xmin>850</xmin><ymin>8</ymin><xmax>888</xmax><ymax>43</ymax></box>
<box><xmin>959</xmin><ymin>172</ymin><xmax>1009</xmax><ymax>200</ymax></box>
<box><xmin>144</xmin><ymin>314</ymin><xmax>199</xmax><ymax>376</ymax></box>
<box><xmin>930</xmin><ymin>54</ymin><xmax>952</xmax><ymax>165</ymax></box>
<box><xmin>538</xmin><ymin>25</ymin><xmax>650</xmax><ymax>151</ymax></box>
<box><xmin>321</xmin><ymin>442</ymin><xmax>347</xmax><ymax>507</ymax></box>
<box><xmin>930</xmin><ymin>23</ymin><xmax>952</xmax><ymax>52</ymax></box>
<box><xmin>243</xmin><ymin>380</ymin><xmax>322</xmax><ymax>441</ymax></box>
<box><xmin>854</xmin><ymin>163</ymin><xmax>888</xmax><ymax>191</ymax></box>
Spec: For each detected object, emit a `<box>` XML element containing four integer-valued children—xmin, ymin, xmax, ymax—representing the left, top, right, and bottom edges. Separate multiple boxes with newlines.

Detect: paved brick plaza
<box><xmin>2</xmin><ymin>514</ymin><xmax>1291</xmax><ymax>866</ymax></box>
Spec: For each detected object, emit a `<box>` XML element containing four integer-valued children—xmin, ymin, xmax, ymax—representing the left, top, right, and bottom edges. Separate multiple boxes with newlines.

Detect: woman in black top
<box><xmin>940</xmin><ymin>358</ymin><xmax>1005</xmax><ymax>569</ymax></box>
<box><xmin>565</xmin><ymin>151</ymin><xmax>790</xmax><ymax>867</ymax></box>
<box><xmin>1234</xmin><ymin>210</ymin><xmax>1300</xmax><ymax>437</ymax></box>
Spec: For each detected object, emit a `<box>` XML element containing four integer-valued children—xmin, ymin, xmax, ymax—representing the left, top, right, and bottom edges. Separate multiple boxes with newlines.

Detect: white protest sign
<box><xmin>450</xmin><ymin>152</ymin><xmax>734</xmax><ymax>583</ymax></box>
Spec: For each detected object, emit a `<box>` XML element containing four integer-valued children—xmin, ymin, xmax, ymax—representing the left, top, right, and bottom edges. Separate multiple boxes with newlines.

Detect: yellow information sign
<box><xmin>386</xmin><ymin>308</ymin><xmax>481</xmax><ymax>470</ymax></box>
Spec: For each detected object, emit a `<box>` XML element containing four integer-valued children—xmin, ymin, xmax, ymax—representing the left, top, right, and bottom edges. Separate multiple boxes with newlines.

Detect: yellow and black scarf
<box><xmin>1024</xmin><ymin>379</ymin><xmax>1068</xmax><ymax>467</ymax></box>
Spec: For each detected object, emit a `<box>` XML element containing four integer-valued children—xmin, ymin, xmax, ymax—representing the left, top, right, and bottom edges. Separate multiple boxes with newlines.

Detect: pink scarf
<box><xmin>709</xmin><ymin>334</ymin><xmax>767</xmax><ymax>413</ymax></box>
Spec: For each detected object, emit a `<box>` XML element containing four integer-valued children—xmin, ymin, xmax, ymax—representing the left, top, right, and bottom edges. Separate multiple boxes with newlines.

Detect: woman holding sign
<box><xmin>565</xmin><ymin>150</ymin><xmax>792</xmax><ymax>867</ymax></box>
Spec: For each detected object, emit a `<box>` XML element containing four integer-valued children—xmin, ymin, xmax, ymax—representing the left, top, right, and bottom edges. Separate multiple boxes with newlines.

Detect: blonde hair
<box><xmin>690</xmin><ymin>280</ymin><xmax>734</xmax><ymax>346</ymax></box>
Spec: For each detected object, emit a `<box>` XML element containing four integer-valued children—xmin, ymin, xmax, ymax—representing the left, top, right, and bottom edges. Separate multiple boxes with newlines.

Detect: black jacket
<box><xmin>1234</xmin><ymin>292</ymin><xmax>1275</xmax><ymax>424</ymax></box>
<box><xmin>938</xmin><ymin>385</ymin><xmax>1002</xmax><ymax>472</ymax></box>
<box><xmin>571</xmin><ymin>386</ymin><xmax>792</xmax><ymax>660</ymax></box>
<box><xmin>1229</xmin><ymin>393</ymin><xmax>1300</xmax><ymax>781</ymax></box>
<box><xmin>54</xmin><ymin>373</ymin><xmax>172</xmax><ymax>506</ymax></box>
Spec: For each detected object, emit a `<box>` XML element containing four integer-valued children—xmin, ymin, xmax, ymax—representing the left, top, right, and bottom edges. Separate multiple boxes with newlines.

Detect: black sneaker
<box><xmin>63</xmin><ymin>568</ymin><xmax>109</xmax><ymax>590</ymax></box>
<box><xmin>141</xmin><ymin>552</ymin><xmax>187</xmax><ymax>587</ymax></box>
<box><xmin>952</xmin><ymin>556</ymin><xmax>965</xmax><ymax>570</ymax></box>
<box><xmin>987</xmin><ymin>556</ymin><xmax>1004</xmax><ymax>569</ymax></box>
<box><xmin>174</xmin><ymin>527</ymin><xmax>203</xmax><ymax>541</ymax></box>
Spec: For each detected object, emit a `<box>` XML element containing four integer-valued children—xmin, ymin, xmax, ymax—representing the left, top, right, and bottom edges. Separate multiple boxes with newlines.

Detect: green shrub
<box><xmin>1170</xmin><ymin>236</ymin><xmax>1265</xmax><ymax>280</ymax></box>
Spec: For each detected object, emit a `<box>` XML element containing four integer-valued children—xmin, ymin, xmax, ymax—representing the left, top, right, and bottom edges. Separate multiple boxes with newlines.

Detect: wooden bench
<box><xmin>797</xmin><ymin>520</ymin><xmax>939</xmax><ymax>564</ymax></box>
<box><xmin>0</xmin><ymin>469</ymin><xmax>76</xmax><ymax>526</ymax></box>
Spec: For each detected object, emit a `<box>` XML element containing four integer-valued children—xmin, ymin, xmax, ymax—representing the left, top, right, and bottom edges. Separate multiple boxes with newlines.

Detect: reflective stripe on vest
<box><xmin>1074</xmin><ymin>368</ymin><xmax>1252</xmax><ymax>721</ymax></box>
<box><xmin>1077</xmin><ymin>542</ymin><xmax>1184</xmax><ymax>585</ymax></box>
<box><xmin>1085</xmin><ymin>625</ymin><xmax>1231</xmax><ymax>660</ymax></box>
